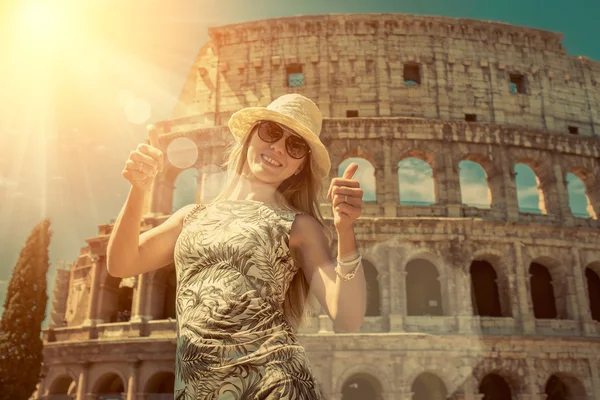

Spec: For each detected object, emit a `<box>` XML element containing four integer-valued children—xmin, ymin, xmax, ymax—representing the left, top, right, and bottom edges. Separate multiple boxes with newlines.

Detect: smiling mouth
<box><xmin>261</xmin><ymin>154</ymin><xmax>282</xmax><ymax>167</ymax></box>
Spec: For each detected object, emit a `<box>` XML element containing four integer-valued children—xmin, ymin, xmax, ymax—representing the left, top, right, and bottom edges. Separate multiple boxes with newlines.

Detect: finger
<box><xmin>137</xmin><ymin>143</ymin><xmax>164</xmax><ymax>164</ymax></box>
<box><xmin>333</xmin><ymin>193</ymin><xmax>362</xmax><ymax>208</ymax></box>
<box><xmin>147</xmin><ymin>124</ymin><xmax>160</xmax><ymax>148</ymax></box>
<box><xmin>333</xmin><ymin>202</ymin><xmax>355</xmax><ymax>219</ymax></box>
<box><xmin>331</xmin><ymin>186</ymin><xmax>363</xmax><ymax>198</ymax></box>
<box><xmin>125</xmin><ymin>159</ymin><xmax>158</xmax><ymax>176</ymax></box>
<box><xmin>130</xmin><ymin>150</ymin><xmax>157</xmax><ymax>166</ymax></box>
<box><xmin>342</xmin><ymin>163</ymin><xmax>359</xmax><ymax>179</ymax></box>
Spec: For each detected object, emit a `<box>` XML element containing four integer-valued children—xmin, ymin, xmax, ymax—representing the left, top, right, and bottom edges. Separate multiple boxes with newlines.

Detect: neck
<box><xmin>230</xmin><ymin>172</ymin><xmax>284</xmax><ymax>205</ymax></box>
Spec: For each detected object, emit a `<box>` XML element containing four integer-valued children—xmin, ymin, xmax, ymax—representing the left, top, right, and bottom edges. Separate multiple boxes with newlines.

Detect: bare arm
<box><xmin>289</xmin><ymin>214</ymin><xmax>366</xmax><ymax>332</ymax></box>
<box><xmin>106</xmin><ymin>184</ymin><xmax>197</xmax><ymax>278</ymax></box>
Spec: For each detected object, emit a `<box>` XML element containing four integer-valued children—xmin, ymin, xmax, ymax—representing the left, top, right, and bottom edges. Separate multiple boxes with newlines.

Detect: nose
<box><xmin>270</xmin><ymin>135</ymin><xmax>286</xmax><ymax>156</ymax></box>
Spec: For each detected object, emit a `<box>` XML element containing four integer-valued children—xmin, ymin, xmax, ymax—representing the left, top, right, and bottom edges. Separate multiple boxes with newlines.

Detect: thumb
<box><xmin>147</xmin><ymin>124</ymin><xmax>160</xmax><ymax>148</ymax></box>
<box><xmin>343</xmin><ymin>162</ymin><xmax>359</xmax><ymax>179</ymax></box>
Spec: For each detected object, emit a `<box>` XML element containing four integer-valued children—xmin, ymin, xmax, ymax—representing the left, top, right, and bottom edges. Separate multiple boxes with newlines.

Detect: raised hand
<box><xmin>122</xmin><ymin>124</ymin><xmax>165</xmax><ymax>191</ymax></box>
<box><xmin>327</xmin><ymin>162</ymin><xmax>363</xmax><ymax>231</ymax></box>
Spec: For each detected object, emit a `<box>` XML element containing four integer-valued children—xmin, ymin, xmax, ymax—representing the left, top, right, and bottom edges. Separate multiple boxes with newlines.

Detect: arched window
<box><xmin>341</xmin><ymin>373</ymin><xmax>383</xmax><ymax>400</ymax></box>
<box><xmin>338</xmin><ymin>158</ymin><xmax>376</xmax><ymax>201</ymax></box>
<box><xmin>144</xmin><ymin>372</ymin><xmax>175</xmax><ymax>397</ymax></box>
<box><xmin>479</xmin><ymin>373</ymin><xmax>512</xmax><ymax>400</ymax></box>
<box><xmin>585</xmin><ymin>267</ymin><xmax>600</xmax><ymax>322</ymax></box>
<box><xmin>515</xmin><ymin>164</ymin><xmax>546</xmax><ymax>214</ymax></box>
<box><xmin>406</xmin><ymin>260</ymin><xmax>443</xmax><ymax>316</ymax></box>
<box><xmin>398</xmin><ymin>158</ymin><xmax>435</xmax><ymax>206</ymax></box>
<box><xmin>363</xmin><ymin>260</ymin><xmax>380</xmax><ymax>316</ymax></box>
<box><xmin>566</xmin><ymin>173</ymin><xmax>593</xmax><ymax>218</ymax></box>
<box><xmin>459</xmin><ymin>160</ymin><xmax>491</xmax><ymax>209</ymax></box>
<box><xmin>529</xmin><ymin>263</ymin><xmax>557</xmax><ymax>319</ymax></box>
<box><xmin>411</xmin><ymin>372</ymin><xmax>447</xmax><ymax>400</ymax></box>
<box><xmin>172</xmin><ymin>168</ymin><xmax>198</xmax><ymax>212</ymax></box>
<box><xmin>470</xmin><ymin>261</ymin><xmax>502</xmax><ymax>317</ymax></box>
<box><xmin>544</xmin><ymin>374</ymin><xmax>586</xmax><ymax>400</ymax></box>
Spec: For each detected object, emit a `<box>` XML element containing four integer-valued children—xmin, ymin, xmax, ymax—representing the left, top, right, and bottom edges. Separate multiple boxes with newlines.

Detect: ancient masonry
<box><xmin>37</xmin><ymin>14</ymin><xmax>600</xmax><ymax>400</ymax></box>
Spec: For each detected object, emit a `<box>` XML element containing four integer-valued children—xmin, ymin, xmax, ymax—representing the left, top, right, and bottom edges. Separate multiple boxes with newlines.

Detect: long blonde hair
<box><xmin>210</xmin><ymin>126</ymin><xmax>332</xmax><ymax>331</ymax></box>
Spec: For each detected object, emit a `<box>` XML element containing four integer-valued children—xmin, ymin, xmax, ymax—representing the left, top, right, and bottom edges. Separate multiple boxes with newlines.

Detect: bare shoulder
<box><xmin>289</xmin><ymin>213</ymin><xmax>326</xmax><ymax>249</ymax></box>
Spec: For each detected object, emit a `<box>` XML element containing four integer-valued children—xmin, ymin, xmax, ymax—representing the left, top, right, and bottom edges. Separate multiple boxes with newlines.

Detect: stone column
<box><xmin>83</xmin><ymin>258</ymin><xmax>102</xmax><ymax>328</ymax></box>
<box><xmin>376</xmin><ymin>35</ymin><xmax>391</xmax><ymax>117</ymax></box>
<box><xmin>571</xmin><ymin>248</ymin><xmax>595</xmax><ymax>335</ymax></box>
<box><xmin>318</xmin><ymin>34</ymin><xmax>331</xmax><ymax>118</ymax></box>
<box><xmin>457</xmin><ymin>270</ymin><xmax>474</xmax><ymax>334</ymax></box>
<box><xmin>552</xmin><ymin>163</ymin><xmax>574</xmax><ymax>227</ymax></box>
<box><xmin>591</xmin><ymin>359</ymin><xmax>600</xmax><ymax>400</ymax></box>
<box><xmin>433</xmin><ymin>58</ymin><xmax>451</xmax><ymax>120</ymax></box>
<box><xmin>514</xmin><ymin>242</ymin><xmax>535</xmax><ymax>333</ymax></box>
<box><xmin>382</xmin><ymin>137</ymin><xmax>397</xmax><ymax>217</ymax></box>
<box><xmin>126</xmin><ymin>360</ymin><xmax>141</xmax><ymax>400</ymax></box>
<box><xmin>499</xmin><ymin>147</ymin><xmax>520</xmax><ymax>222</ymax></box>
<box><xmin>389</xmin><ymin>249</ymin><xmax>405</xmax><ymax>332</ymax></box>
<box><xmin>130</xmin><ymin>274</ymin><xmax>147</xmax><ymax>323</ymax></box>
<box><xmin>76</xmin><ymin>361</ymin><xmax>91</xmax><ymax>400</ymax></box>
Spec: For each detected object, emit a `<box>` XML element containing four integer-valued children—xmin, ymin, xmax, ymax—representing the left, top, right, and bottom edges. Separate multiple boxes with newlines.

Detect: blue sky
<box><xmin>0</xmin><ymin>0</ymin><xmax>598</xmax><ymax>325</ymax></box>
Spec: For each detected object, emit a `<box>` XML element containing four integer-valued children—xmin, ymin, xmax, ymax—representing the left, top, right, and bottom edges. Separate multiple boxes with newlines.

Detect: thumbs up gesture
<box><xmin>327</xmin><ymin>162</ymin><xmax>363</xmax><ymax>231</ymax></box>
<box><xmin>122</xmin><ymin>124</ymin><xmax>165</xmax><ymax>191</ymax></box>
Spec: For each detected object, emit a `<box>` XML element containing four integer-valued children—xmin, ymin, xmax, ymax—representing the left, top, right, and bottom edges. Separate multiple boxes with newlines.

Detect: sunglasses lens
<box><xmin>258</xmin><ymin>121</ymin><xmax>282</xmax><ymax>142</ymax></box>
<box><xmin>287</xmin><ymin>136</ymin><xmax>310</xmax><ymax>159</ymax></box>
<box><xmin>257</xmin><ymin>121</ymin><xmax>310</xmax><ymax>159</ymax></box>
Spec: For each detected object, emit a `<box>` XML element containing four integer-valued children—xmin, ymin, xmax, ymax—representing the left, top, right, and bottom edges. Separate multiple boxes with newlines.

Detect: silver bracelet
<box><xmin>335</xmin><ymin>253</ymin><xmax>362</xmax><ymax>281</ymax></box>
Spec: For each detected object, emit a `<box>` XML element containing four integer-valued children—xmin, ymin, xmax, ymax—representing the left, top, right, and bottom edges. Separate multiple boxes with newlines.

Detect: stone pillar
<box><xmin>525</xmin><ymin>358</ymin><xmax>539</xmax><ymax>399</ymax></box>
<box><xmin>552</xmin><ymin>163</ymin><xmax>574</xmax><ymax>226</ymax></box>
<box><xmin>382</xmin><ymin>137</ymin><xmax>397</xmax><ymax>217</ymax></box>
<box><xmin>130</xmin><ymin>274</ymin><xmax>147</xmax><ymax>322</ymax></box>
<box><xmin>389</xmin><ymin>249</ymin><xmax>405</xmax><ymax>332</ymax></box>
<box><xmin>76</xmin><ymin>361</ymin><xmax>91</xmax><ymax>400</ymax></box>
<box><xmin>318</xmin><ymin>35</ymin><xmax>331</xmax><ymax>118</ymax></box>
<box><xmin>440</xmin><ymin>151</ymin><xmax>462</xmax><ymax>217</ymax></box>
<box><xmin>126</xmin><ymin>360</ymin><xmax>141</xmax><ymax>400</ymax></box>
<box><xmin>457</xmin><ymin>270</ymin><xmax>474</xmax><ymax>334</ymax></box>
<box><xmin>590</xmin><ymin>359</ymin><xmax>600</xmax><ymax>400</ymax></box>
<box><xmin>499</xmin><ymin>147</ymin><xmax>520</xmax><ymax>222</ymax></box>
<box><xmin>571</xmin><ymin>248</ymin><xmax>595</xmax><ymax>335</ymax></box>
<box><xmin>376</xmin><ymin>35</ymin><xmax>391</xmax><ymax>117</ymax></box>
<box><xmin>514</xmin><ymin>242</ymin><xmax>535</xmax><ymax>333</ymax></box>
<box><xmin>83</xmin><ymin>259</ymin><xmax>103</xmax><ymax>328</ymax></box>
<box><xmin>433</xmin><ymin>58</ymin><xmax>451</xmax><ymax>120</ymax></box>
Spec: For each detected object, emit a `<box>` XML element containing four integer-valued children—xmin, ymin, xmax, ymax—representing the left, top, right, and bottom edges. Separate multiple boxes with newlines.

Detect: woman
<box><xmin>108</xmin><ymin>94</ymin><xmax>366</xmax><ymax>399</ymax></box>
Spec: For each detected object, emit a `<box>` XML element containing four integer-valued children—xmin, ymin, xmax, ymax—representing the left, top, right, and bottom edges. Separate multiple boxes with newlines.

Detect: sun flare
<box><xmin>13</xmin><ymin>1</ymin><xmax>72</xmax><ymax>49</ymax></box>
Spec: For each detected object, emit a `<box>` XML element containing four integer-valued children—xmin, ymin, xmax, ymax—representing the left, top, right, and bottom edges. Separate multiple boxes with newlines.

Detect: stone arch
<box><xmin>410</xmin><ymin>371</ymin><xmax>448</xmax><ymax>400</ymax></box>
<box><xmin>468</xmin><ymin>249</ymin><xmax>515</xmax><ymax>318</ymax></box>
<box><xmin>148</xmin><ymin>265</ymin><xmax>177</xmax><ymax>320</ymax></box>
<box><xmin>143</xmin><ymin>371</ymin><xmax>175</xmax><ymax>396</ymax></box>
<box><xmin>99</xmin><ymin>270</ymin><xmax>134</xmax><ymax>323</ymax></box>
<box><xmin>469</xmin><ymin>260</ymin><xmax>503</xmax><ymax>317</ymax></box>
<box><xmin>337</xmin><ymin>147</ymin><xmax>379</xmax><ymax>170</ymax></box>
<box><xmin>528</xmin><ymin>255</ymin><xmax>576</xmax><ymax>319</ymax></box>
<box><xmin>45</xmin><ymin>373</ymin><xmax>77</xmax><ymax>397</ymax></box>
<box><xmin>528</xmin><ymin>256</ymin><xmax>572</xmax><ymax>319</ymax></box>
<box><xmin>566</xmin><ymin>169</ymin><xmax>598</xmax><ymax>219</ymax></box>
<box><xmin>568</xmin><ymin>165</ymin><xmax>599</xmax><ymax>219</ymax></box>
<box><xmin>514</xmin><ymin>163</ymin><xmax>547</xmax><ymax>215</ymax></box>
<box><xmin>335</xmin><ymin>364</ymin><xmax>391</xmax><ymax>396</ymax></box>
<box><xmin>458</xmin><ymin>159</ymin><xmax>492</xmax><ymax>209</ymax></box>
<box><xmin>172</xmin><ymin>167</ymin><xmax>198</xmax><ymax>213</ymax></box>
<box><xmin>362</xmin><ymin>258</ymin><xmax>381</xmax><ymax>316</ymax></box>
<box><xmin>338</xmin><ymin>157</ymin><xmax>377</xmax><ymax>202</ymax></box>
<box><xmin>90</xmin><ymin>371</ymin><xmax>127</xmax><ymax>397</ymax></box>
<box><xmin>478</xmin><ymin>373</ymin><xmax>512</xmax><ymax>399</ymax></box>
<box><xmin>405</xmin><ymin>258</ymin><xmax>444</xmax><ymax>316</ymax></box>
<box><xmin>584</xmin><ymin>261</ymin><xmax>600</xmax><ymax>322</ymax></box>
<box><xmin>544</xmin><ymin>373</ymin><xmax>588</xmax><ymax>400</ymax></box>
<box><xmin>473</xmin><ymin>361</ymin><xmax>526</xmax><ymax>396</ymax></box>
<box><xmin>397</xmin><ymin>149</ymin><xmax>437</xmax><ymax>206</ymax></box>
<box><xmin>340</xmin><ymin>372</ymin><xmax>384</xmax><ymax>400</ymax></box>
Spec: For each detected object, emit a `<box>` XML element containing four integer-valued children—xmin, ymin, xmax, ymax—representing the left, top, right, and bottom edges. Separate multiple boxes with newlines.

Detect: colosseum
<box><xmin>37</xmin><ymin>13</ymin><xmax>600</xmax><ymax>400</ymax></box>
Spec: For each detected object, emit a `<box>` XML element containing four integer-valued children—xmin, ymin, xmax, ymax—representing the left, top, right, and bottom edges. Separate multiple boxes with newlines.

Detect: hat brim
<box><xmin>228</xmin><ymin>107</ymin><xmax>331</xmax><ymax>179</ymax></box>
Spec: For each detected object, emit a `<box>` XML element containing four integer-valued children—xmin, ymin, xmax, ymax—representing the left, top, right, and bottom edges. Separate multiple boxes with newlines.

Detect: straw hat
<box><xmin>228</xmin><ymin>94</ymin><xmax>331</xmax><ymax>179</ymax></box>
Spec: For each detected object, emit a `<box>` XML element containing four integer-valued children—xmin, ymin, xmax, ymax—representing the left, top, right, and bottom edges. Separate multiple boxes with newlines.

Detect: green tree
<box><xmin>0</xmin><ymin>219</ymin><xmax>52</xmax><ymax>400</ymax></box>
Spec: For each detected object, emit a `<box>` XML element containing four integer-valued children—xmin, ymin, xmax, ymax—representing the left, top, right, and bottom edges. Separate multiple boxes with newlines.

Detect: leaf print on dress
<box><xmin>173</xmin><ymin>200</ymin><xmax>327</xmax><ymax>399</ymax></box>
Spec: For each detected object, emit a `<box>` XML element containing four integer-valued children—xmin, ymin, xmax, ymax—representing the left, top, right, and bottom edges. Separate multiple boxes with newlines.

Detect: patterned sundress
<box><xmin>173</xmin><ymin>199</ymin><xmax>327</xmax><ymax>399</ymax></box>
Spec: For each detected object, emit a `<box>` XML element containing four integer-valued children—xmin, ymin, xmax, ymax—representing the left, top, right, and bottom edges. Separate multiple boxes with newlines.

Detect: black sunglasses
<box><xmin>256</xmin><ymin>120</ymin><xmax>311</xmax><ymax>159</ymax></box>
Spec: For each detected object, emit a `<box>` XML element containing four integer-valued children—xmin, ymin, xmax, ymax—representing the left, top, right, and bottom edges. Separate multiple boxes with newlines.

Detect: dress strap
<box><xmin>183</xmin><ymin>204</ymin><xmax>206</xmax><ymax>227</ymax></box>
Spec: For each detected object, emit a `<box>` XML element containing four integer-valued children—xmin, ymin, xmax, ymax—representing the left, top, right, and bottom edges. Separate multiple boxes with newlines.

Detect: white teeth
<box><xmin>262</xmin><ymin>154</ymin><xmax>281</xmax><ymax>166</ymax></box>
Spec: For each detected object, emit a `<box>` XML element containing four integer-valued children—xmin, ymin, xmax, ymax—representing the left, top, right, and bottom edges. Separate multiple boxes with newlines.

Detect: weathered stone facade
<box><xmin>38</xmin><ymin>14</ymin><xmax>600</xmax><ymax>400</ymax></box>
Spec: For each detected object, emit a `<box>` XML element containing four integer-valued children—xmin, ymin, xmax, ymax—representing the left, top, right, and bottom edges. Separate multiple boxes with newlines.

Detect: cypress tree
<box><xmin>0</xmin><ymin>219</ymin><xmax>52</xmax><ymax>400</ymax></box>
